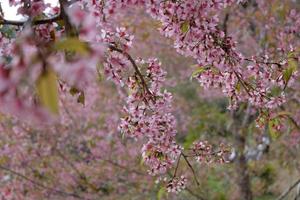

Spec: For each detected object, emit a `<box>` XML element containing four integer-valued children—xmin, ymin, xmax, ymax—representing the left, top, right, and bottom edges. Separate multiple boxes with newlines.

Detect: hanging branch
<box><xmin>108</xmin><ymin>44</ymin><xmax>155</xmax><ymax>100</ymax></box>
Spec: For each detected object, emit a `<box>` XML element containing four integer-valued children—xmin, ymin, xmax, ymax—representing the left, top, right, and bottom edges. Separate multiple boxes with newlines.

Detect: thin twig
<box><xmin>172</xmin><ymin>153</ymin><xmax>182</xmax><ymax>179</ymax></box>
<box><xmin>234</xmin><ymin>71</ymin><xmax>252</xmax><ymax>97</ymax></box>
<box><xmin>99</xmin><ymin>157</ymin><xmax>146</xmax><ymax>176</ymax></box>
<box><xmin>287</xmin><ymin>115</ymin><xmax>300</xmax><ymax>131</ymax></box>
<box><xmin>182</xmin><ymin>153</ymin><xmax>200</xmax><ymax>186</ymax></box>
<box><xmin>0</xmin><ymin>165</ymin><xmax>84</xmax><ymax>199</ymax></box>
<box><xmin>244</xmin><ymin>58</ymin><xmax>282</xmax><ymax>68</ymax></box>
<box><xmin>276</xmin><ymin>178</ymin><xmax>300</xmax><ymax>200</ymax></box>
<box><xmin>108</xmin><ymin>45</ymin><xmax>154</xmax><ymax>100</ymax></box>
<box><xmin>185</xmin><ymin>187</ymin><xmax>206</xmax><ymax>200</ymax></box>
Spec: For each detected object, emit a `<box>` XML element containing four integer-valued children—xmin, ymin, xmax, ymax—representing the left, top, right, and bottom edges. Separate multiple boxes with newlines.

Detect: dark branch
<box><xmin>244</xmin><ymin>58</ymin><xmax>283</xmax><ymax>68</ymax></box>
<box><xmin>185</xmin><ymin>187</ymin><xmax>206</xmax><ymax>200</ymax></box>
<box><xmin>0</xmin><ymin>15</ymin><xmax>62</xmax><ymax>26</ymax></box>
<box><xmin>222</xmin><ymin>13</ymin><xmax>230</xmax><ymax>37</ymax></box>
<box><xmin>172</xmin><ymin>153</ymin><xmax>182</xmax><ymax>179</ymax></box>
<box><xmin>182</xmin><ymin>153</ymin><xmax>200</xmax><ymax>186</ymax></box>
<box><xmin>276</xmin><ymin>178</ymin><xmax>300</xmax><ymax>200</ymax></box>
<box><xmin>0</xmin><ymin>164</ymin><xmax>84</xmax><ymax>199</ymax></box>
<box><xmin>108</xmin><ymin>45</ymin><xmax>154</xmax><ymax>99</ymax></box>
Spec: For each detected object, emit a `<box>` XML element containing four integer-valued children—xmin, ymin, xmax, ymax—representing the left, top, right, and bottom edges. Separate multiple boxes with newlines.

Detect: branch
<box><xmin>287</xmin><ymin>115</ymin><xmax>300</xmax><ymax>131</ymax></box>
<box><xmin>182</xmin><ymin>153</ymin><xmax>200</xmax><ymax>186</ymax></box>
<box><xmin>99</xmin><ymin>157</ymin><xmax>146</xmax><ymax>176</ymax></box>
<box><xmin>0</xmin><ymin>164</ymin><xmax>84</xmax><ymax>199</ymax></box>
<box><xmin>244</xmin><ymin>58</ymin><xmax>283</xmax><ymax>68</ymax></box>
<box><xmin>222</xmin><ymin>13</ymin><xmax>230</xmax><ymax>37</ymax></box>
<box><xmin>276</xmin><ymin>178</ymin><xmax>300</xmax><ymax>200</ymax></box>
<box><xmin>55</xmin><ymin>147</ymin><xmax>105</xmax><ymax>193</ymax></box>
<box><xmin>0</xmin><ymin>4</ymin><xmax>3</xmax><ymax>18</ymax></box>
<box><xmin>234</xmin><ymin>71</ymin><xmax>252</xmax><ymax>97</ymax></box>
<box><xmin>108</xmin><ymin>45</ymin><xmax>154</xmax><ymax>100</ymax></box>
<box><xmin>185</xmin><ymin>187</ymin><xmax>206</xmax><ymax>200</ymax></box>
<box><xmin>0</xmin><ymin>15</ymin><xmax>62</xmax><ymax>26</ymax></box>
<box><xmin>172</xmin><ymin>153</ymin><xmax>182</xmax><ymax>179</ymax></box>
<box><xmin>59</xmin><ymin>0</ymin><xmax>78</xmax><ymax>37</ymax></box>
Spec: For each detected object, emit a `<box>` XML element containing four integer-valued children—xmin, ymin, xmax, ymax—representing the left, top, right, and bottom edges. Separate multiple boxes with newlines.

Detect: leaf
<box><xmin>0</xmin><ymin>25</ymin><xmax>16</xmax><ymax>38</ymax></box>
<box><xmin>157</xmin><ymin>187</ymin><xmax>166</xmax><ymax>200</ymax></box>
<box><xmin>70</xmin><ymin>87</ymin><xmax>80</xmax><ymax>95</ymax></box>
<box><xmin>269</xmin><ymin>86</ymin><xmax>281</xmax><ymax>96</ymax></box>
<box><xmin>190</xmin><ymin>67</ymin><xmax>206</xmax><ymax>81</ymax></box>
<box><xmin>55</xmin><ymin>38</ymin><xmax>90</xmax><ymax>55</ymax></box>
<box><xmin>283</xmin><ymin>57</ymin><xmax>298</xmax><ymax>88</ymax></box>
<box><xmin>36</xmin><ymin>69</ymin><xmax>59</xmax><ymax>114</ymax></box>
<box><xmin>139</xmin><ymin>156</ymin><xmax>145</xmax><ymax>166</ymax></box>
<box><xmin>69</xmin><ymin>87</ymin><xmax>85</xmax><ymax>105</ymax></box>
<box><xmin>50</xmin><ymin>30</ymin><xmax>56</xmax><ymax>41</ymax></box>
<box><xmin>0</xmin><ymin>156</ymin><xmax>8</xmax><ymax>165</ymax></box>
<box><xmin>181</xmin><ymin>21</ymin><xmax>190</xmax><ymax>34</ymax></box>
<box><xmin>192</xmin><ymin>67</ymin><xmax>205</xmax><ymax>77</ymax></box>
<box><xmin>77</xmin><ymin>91</ymin><xmax>85</xmax><ymax>105</ymax></box>
<box><xmin>268</xmin><ymin>118</ymin><xmax>280</xmax><ymax>140</ymax></box>
<box><xmin>236</xmin><ymin>81</ymin><xmax>242</xmax><ymax>92</ymax></box>
<box><xmin>56</xmin><ymin>19</ymin><xmax>65</xmax><ymax>27</ymax></box>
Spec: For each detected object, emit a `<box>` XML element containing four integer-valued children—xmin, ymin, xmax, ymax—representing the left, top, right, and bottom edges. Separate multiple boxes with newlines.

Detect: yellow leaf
<box><xmin>181</xmin><ymin>21</ymin><xmax>190</xmax><ymax>34</ymax></box>
<box><xmin>283</xmin><ymin>57</ymin><xmax>298</xmax><ymax>88</ymax></box>
<box><xmin>0</xmin><ymin>156</ymin><xmax>9</xmax><ymax>165</ymax></box>
<box><xmin>36</xmin><ymin>69</ymin><xmax>59</xmax><ymax>114</ymax></box>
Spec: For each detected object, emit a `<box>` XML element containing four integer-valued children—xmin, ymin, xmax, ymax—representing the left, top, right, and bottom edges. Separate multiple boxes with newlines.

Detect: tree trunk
<box><xmin>235</xmin><ymin>133</ymin><xmax>253</xmax><ymax>200</ymax></box>
<box><xmin>232</xmin><ymin>104</ymin><xmax>253</xmax><ymax>200</ymax></box>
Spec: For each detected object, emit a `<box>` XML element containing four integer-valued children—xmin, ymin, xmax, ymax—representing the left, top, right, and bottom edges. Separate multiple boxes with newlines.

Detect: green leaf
<box><xmin>157</xmin><ymin>187</ymin><xmax>166</xmax><ymax>200</ymax></box>
<box><xmin>283</xmin><ymin>57</ymin><xmax>298</xmax><ymax>88</ymax></box>
<box><xmin>190</xmin><ymin>65</ymin><xmax>217</xmax><ymax>81</ymax></box>
<box><xmin>55</xmin><ymin>38</ymin><xmax>90</xmax><ymax>55</ymax></box>
<box><xmin>77</xmin><ymin>91</ymin><xmax>85</xmax><ymax>105</ymax></box>
<box><xmin>70</xmin><ymin>87</ymin><xmax>80</xmax><ymax>95</ymax></box>
<box><xmin>269</xmin><ymin>86</ymin><xmax>281</xmax><ymax>96</ymax></box>
<box><xmin>236</xmin><ymin>81</ymin><xmax>242</xmax><ymax>92</ymax></box>
<box><xmin>268</xmin><ymin>118</ymin><xmax>280</xmax><ymax>140</ymax></box>
<box><xmin>36</xmin><ymin>69</ymin><xmax>59</xmax><ymax>114</ymax></box>
<box><xmin>0</xmin><ymin>25</ymin><xmax>16</xmax><ymax>38</ymax></box>
<box><xmin>56</xmin><ymin>19</ymin><xmax>65</xmax><ymax>28</ymax></box>
<box><xmin>190</xmin><ymin>67</ymin><xmax>205</xmax><ymax>79</ymax></box>
<box><xmin>69</xmin><ymin>87</ymin><xmax>85</xmax><ymax>105</ymax></box>
<box><xmin>139</xmin><ymin>156</ymin><xmax>144</xmax><ymax>166</ymax></box>
<box><xmin>181</xmin><ymin>21</ymin><xmax>190</xmax><ymax>34</ymax></box>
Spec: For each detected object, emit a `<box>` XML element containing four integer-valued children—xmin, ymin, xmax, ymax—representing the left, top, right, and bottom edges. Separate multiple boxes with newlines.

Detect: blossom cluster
<box><xmin>0</xmin><ymin>0</ymin><xmax>299</xmax><ymax>197</ymax></box>
<box><xmin>191</xmin><ymin>141</ymin><xmax>230</xmax><ymax>164</ymax></box>
<box><xmin>119</xmin><ymin>58</ymin><xmax>182</xmax><ymax>175</ymax></box>
<box><xmin>166</xmin><ymin>176</ymin><xmax>187</xmax><ymax>193</ymax></box>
